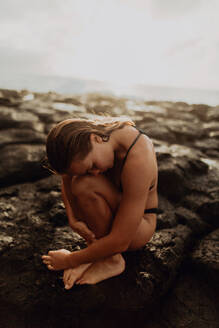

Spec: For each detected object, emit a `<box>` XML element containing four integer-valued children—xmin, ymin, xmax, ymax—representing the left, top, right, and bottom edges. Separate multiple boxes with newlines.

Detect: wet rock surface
<box><xmin>0</xmin><ymin>89</ymin><xmax>218</xmax><ymax>327</ymax></box>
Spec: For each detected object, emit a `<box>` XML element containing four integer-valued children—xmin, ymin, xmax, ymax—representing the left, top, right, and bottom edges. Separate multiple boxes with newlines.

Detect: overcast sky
<box><xmin>0</xmin><ymin>0</ymin><xmax>219</xmax><ymax>90</ymax></box>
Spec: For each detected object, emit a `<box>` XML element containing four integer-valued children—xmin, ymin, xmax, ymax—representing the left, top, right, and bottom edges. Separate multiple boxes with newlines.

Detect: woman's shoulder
<box><xmin>117</xmin><ymin>125</ymin><xmax>154</xmax><ymax>154</ymax></box>
<box><xmin>119</xmin><ymin>126</ymin><xmax>158</xmax><ymax>193</ymax></box>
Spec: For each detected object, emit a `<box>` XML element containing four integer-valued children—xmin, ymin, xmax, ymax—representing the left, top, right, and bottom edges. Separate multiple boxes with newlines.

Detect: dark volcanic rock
<box><xmin>189</xmin><ymin>229</ymin><xmax>219</xmax><ymax>284</ymax></box>
<box><xmin>175</xmin><ymin>206</ymin><xmax>211</xmax><ymax>235</ymax></box>
<box><xmin>0</xmin><ymin>89</ymin><xmax>22</xmax><ymax>107</ymax></box>
<box><xmin>0</xmin><ymin>144</ymin><xmax>48</xmax><ymax>186</ymax></box>
<box><xmin>19</xmin><ymin>100</ymin><xmax>72</xmax><ymax>124</ymax></box>
<box><xmin>0</xmin><ymin>89</ymin><xmax>218</xmax><ymax>327</ymax></box>
<box><xmin>158</xmin><ymin>269</ymin><xmax>219</xmax><ymax>328</ymax></box>
<box><xmin>0</xmin><ymin>177</ymin><xmax>193</xmax><ymax>322</ymax></box>
<box><xmin>140</xmin><ymin>122</ymin><xmax>177</xmax><ymax>143</ymax></box>
<box><xmin>197</xmin><ymin>200</ymin><xmax>219</xmax><ymax>228</ymax></box>
<box><xmin>0</xmin><ymin>106</ymin><xmax>39</xmax><ymax>129</ymax></box>
<box><xmin>164</xmin><ymin>119</ymin><xmax>205</xmax><ymax>143</ymax></box>
<box><xmin>157</xmin><ymin>151</ymin><xmax>208</xmax><ymax>202</ymax></box>
<box><xmin>156</xmin><ymin>195</ymin><xmax>177</xmax><ymax>229</ymax></box>
<box><xmin>0</xmin><ymin>128</ymin><xmax>46</xmax><ymax>148</ymax></box>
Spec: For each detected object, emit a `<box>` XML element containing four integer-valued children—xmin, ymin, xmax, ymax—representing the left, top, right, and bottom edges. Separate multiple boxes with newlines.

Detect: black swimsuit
<box><xmin>119</xmin><ymin>129</ymin><xmax>158</xmax><ymax>215</ymax></box>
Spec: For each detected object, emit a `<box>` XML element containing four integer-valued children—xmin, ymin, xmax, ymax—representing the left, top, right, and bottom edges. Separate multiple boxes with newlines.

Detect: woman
<box><xmin>42</xmin><ymin>117</ymin><xmax>158</xmax><ymax>288</ymax></box>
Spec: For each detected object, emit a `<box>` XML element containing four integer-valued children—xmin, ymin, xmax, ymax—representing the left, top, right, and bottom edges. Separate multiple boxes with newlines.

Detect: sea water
<box><xmin>0</xmin><ymin>74</ymin><xmax>218</xmax><ymax>107</ymax></box>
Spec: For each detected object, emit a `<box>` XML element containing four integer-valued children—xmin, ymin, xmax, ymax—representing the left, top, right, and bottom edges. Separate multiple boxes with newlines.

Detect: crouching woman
<box><xmin>42</xmin><ymin>117</ymin><xmax>158</xmax><ymax>288</ymax></box>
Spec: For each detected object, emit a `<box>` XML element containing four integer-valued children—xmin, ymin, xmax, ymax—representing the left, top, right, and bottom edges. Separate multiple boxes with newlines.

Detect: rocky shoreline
<box><xmin>0</xmin><ymin>88</ymin><xmax>218</xmax><ymax>327</ymax></box>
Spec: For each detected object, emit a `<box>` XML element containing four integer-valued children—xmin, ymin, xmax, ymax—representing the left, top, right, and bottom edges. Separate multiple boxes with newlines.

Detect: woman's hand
<box><xmin>71</xmin><ymin>221</ymin><xmax>96</xmax><ymax>244</ymax></box>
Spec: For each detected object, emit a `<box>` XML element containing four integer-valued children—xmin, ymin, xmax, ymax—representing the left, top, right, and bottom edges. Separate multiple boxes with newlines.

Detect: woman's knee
<box><xmin>71</xmin><ymin>175</ymin><xmax>96</xmax><ymax>197</ymax></box>
<box><xmin>70</xmin><ymin>174</ymin><xmax>112</xmax><ymax>198</ymax></box>
<box><xmin>71</xmin><ymin>174</ymin><xmax>121</xmax><ymax>213</ymax></box>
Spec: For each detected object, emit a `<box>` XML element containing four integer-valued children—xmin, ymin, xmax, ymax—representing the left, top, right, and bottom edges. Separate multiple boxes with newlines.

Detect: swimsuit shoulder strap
<box><xmin>120</xmin><ymin>129</ymin><xmax>142</xmax><ymax>170</ymax></box>
<box><xmin>136</xmin><ymin>128</ymin><xmax>146</xmax><ymax>135</ymax></box>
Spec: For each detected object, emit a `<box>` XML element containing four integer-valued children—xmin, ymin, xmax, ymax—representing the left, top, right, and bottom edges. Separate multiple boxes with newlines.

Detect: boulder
<box><xmin>175</xmin><ymin>206</ymin><xmax>211</xmax><ymax>236</ymax></box>
<box><xmin>157</xmin><ymin>270</ymin><xmax>219</xmax><ymax>328</ymax></box>
<box><xmin>0</xmin><ymin>144</ymin><xmax>48</xmax><ymax>186</ymax></box>
<box><xmin>0</xmin><ymin>106</ymin><xmax>39</xmax><ymax>130</ymax></box>
<box><xmin>189</xmin><ymin>229</ymin><xmax>219</xmax><ymax>284</ymax></box>
<box><xmin>0</xmin><ymin>128</ymin><xmax>46</xmax><ymax>148</ymax></box>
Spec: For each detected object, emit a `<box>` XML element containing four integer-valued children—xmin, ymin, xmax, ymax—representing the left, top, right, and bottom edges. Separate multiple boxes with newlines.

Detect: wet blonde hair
<box><xmin>44</xmin><ymin>116</ymin><xmax>135</xmax><ymax>174</ymax></box>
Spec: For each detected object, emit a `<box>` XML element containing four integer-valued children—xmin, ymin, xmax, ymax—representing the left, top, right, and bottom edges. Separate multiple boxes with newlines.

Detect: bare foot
<box><xmin>63</xmin><ymin>263</ymin><xmax>92</xmax><ymax>290</ymax></box>
<box><xmin>76</xmin><ymin>254</ymin><xmax>125</xmax><ymax>285</ymax></box>
<box><xmin>42</xmin><ymin>249</ymin><xmax>72</xmax><ymax>271</ymax></box>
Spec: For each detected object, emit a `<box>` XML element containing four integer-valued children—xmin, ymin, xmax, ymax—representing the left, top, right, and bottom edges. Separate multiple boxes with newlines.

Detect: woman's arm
<box><xmin>65</xmin><ymin>193</ymin><xmax>147</xmax><ymax>267</ymax></box>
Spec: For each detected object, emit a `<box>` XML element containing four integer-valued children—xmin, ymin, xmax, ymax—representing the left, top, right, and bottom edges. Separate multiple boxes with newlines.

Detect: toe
<box><xmin>44</xmin><ymin>260</ymin><xmax>52</xmax><ymax>266</ymax></box>
<box><xmin>65</xmin><ymin>281</ymin><xmax>73</xmax><ymax>290</ymax></box>
<box><xmin>64</xmin><ymin>270</ymin><xmax>76</xmax><ymax>289</ymax></box>
<box><xmin>63</xmin><ymin>269</ymin><xmax>68</xmax><ymax>279</ymax></box>
<box><xmin>67</xmin><ymin>274</ymin><xmax>76</xmax><ymax>289</ymax></box>
<box><xmin>76</xmin><ymin>278</ymin><xmax>85</xmax><ymax>285</ymax></box>
<box><xmin>63</xmin><ymin>272</ymin><xmax>71</xmax><ymax>285</ymax></box>
<box><xmin>42</xmin><ymin>255</ymin><xmax>50</xmax><ymax>260</ymax></box>
<box><xmin>63</xmin><ymin>273</ymin><xmax>67</xmax><ymax>285</ymax></box>
<box><xmin>42</xmin><ymin>258</ymin><xmax>50</xmax><ymax>264</ymax></box>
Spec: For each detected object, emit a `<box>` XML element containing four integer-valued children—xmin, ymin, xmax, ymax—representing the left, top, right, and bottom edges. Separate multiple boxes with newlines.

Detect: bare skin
<box><xmin>63</xmin><ymin>252</ymin><xmax>125</xmax><ymax>288</ymax></box>
<box><xmin>75</xmin><ymin>254</ymin><xmax>125</xmax><ymax>285</ymax></box>
<box><xmin>42</xmin><ymin>125</ymin><xmax>158</xmax><ymax>287</ymax></box>
<box><xmin>63</xmin><ymin>261</ymin><xmax>92</xmax><ymax>289</ymax></box>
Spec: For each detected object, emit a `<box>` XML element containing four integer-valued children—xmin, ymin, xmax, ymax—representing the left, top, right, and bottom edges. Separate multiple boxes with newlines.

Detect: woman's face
<box><xmin>67</xmin><ymin>134</ymin><xmax>114</xmax><ymax>176</ymax></box>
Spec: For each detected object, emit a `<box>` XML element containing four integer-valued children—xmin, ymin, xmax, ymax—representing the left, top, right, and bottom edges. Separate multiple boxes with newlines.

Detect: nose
<box><xmin>89</xmin><ymin>169</ymin><xmax>101</xmax><ymax>176</ymax></box>
<box><xmin>93</xmin><ymin>170</ymin><xmax>101</xmax><ymax>176</ymax></box>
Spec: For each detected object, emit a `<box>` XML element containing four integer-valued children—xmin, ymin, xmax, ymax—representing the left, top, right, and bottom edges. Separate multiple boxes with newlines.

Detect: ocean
<box><xmin>1</xmin><ymin>74</ymin><xmax>219</xmax><ymax>107</ymax></box>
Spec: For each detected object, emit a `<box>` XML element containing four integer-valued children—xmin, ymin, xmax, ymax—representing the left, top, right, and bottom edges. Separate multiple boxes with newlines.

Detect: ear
<box><xmin>90</xmin><ymin>133</ymin><xmax>102</xmax><ymax>144</ymax></box>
